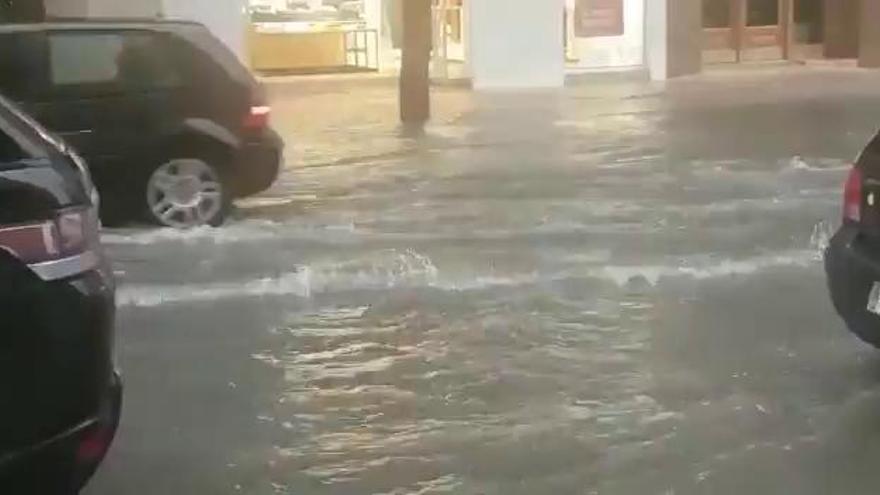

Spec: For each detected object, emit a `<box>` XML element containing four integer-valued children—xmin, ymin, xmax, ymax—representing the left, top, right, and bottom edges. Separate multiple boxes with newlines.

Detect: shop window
<box><xmin>574</xmin><ymin>0</ymin><xmax>624</xmax><ymax>38</ymax></box>
<box><xmin>747</xmin><ymin>0</ymin><xmax>779</xmax><ymax>27</ymax></box>
<box><xmin>703</xmin><ymin>0</ymin><xmax>732</xmax><ymax>28</ymax></box>
<box><xmin>48</xmin><ymin>32</ymin><xmax>181</xmax><ymax>91</ymax></box>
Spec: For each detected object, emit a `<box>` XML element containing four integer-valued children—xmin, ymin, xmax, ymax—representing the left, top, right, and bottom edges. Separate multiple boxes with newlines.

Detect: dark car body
<box><xmin>0</xmin><ymin>20</ymin><xmax>282</xmax><ymax>226</ymax></box>
<box><xmin>0</xmin><ymin>95</ymin><xmax>120</xmax><ymax>493</ymax></box>
<box><xmin>826</xmin><ymin>132</ymin><xmax>880</xmax><ymax>347</ymax></box>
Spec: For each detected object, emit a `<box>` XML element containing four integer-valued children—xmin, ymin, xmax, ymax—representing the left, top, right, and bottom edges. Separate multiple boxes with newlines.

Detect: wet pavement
<box><xmin>85</xmin><ymin>65</ymin><xmax>880</xmax><ymax>494</ymax></box>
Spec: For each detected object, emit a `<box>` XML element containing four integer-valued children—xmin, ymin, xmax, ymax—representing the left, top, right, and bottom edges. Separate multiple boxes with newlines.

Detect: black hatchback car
<box><xmin>0</xmin><ymin>20</ymin><xmax>283</xmax><ymax>228</ymax></box>
<box><xmin>0</xmin><ymin>95</ymin><xmax>120</xmax><ymax>492</ymax></box>
<box><xmin>825</xmin><ymin>132</ymin><xmax>880</xmax><ymax>348</ymax></box>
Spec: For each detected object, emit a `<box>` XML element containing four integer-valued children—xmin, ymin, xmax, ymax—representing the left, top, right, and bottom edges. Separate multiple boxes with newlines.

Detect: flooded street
<box><xmin>86</xmin><ymin>67</ymin><xmax>880</xmax><ymax>494</ymax></box>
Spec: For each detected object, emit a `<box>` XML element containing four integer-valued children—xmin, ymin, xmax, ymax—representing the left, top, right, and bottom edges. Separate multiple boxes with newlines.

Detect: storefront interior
<box><xmin>247</xmin><ymin>0</ymin><xmax>466</xmax><ymax>75</ymax></box>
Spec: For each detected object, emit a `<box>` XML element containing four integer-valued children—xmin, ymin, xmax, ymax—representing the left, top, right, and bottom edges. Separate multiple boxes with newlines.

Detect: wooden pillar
<box><xmin>860</xmin><ymin>0</ymin><xmax>880</xmax><ymax>67</ymax></box>
<box><xmin>400</xmin><ymin>0</ymin><xmax>432</xmax><ymax>125</ymax></box>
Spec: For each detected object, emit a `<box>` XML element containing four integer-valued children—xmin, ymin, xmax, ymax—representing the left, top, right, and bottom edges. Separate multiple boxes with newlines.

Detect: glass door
<box><xmin>703</xmin><ymin>0</ymin><xmax>737</xmax><ymax>63</ymax></box>
<box><xmin>703</xmin><ymin>0</ymin><xmax>789</xmax><ymax>63</ymax></box>
<box><xmin>790</xmin><ymin>0</ymin><xmax>823</xmax><ymax>60</ymax></box>
<box><xmin>740</xmin><ymin>0</ymin><xmax>784</xmax><ymax>61</ymax></box>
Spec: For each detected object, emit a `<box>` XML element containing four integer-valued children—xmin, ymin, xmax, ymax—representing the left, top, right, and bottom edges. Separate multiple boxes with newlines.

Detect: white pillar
<box><xmin>162</xmin><ymin>0</ymin><xmax>249</xmax><ymax>62</ymax></box>
<box><xmin>364</xmin><ymin>0</ymin><xmax>384</xmax><ymax>70</ymax></box>
<box><xmin>645</xmin><ymin>0</ymin><xmax>668</xmax><ymax>80</ymax></box>
<box><xmin>467</xmin><ymin>0</ymin><xmax>565</xmax><ymax>89</ymax></box>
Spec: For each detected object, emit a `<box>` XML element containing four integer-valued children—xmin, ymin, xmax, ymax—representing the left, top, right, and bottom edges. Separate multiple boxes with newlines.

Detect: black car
<box><xmin>0</xmin><ymin>20</ymin><xmax>283</xmax><ymax>228</ymax></box>
<box><xmin>0</xmin><ymin>95</ymin><xmax>120</xmax><ymax>493</ymax></box>
<box><xmin>825</xmin><ymin>132</ymin><xmax>880</xmax><ymax>348</ymax></box>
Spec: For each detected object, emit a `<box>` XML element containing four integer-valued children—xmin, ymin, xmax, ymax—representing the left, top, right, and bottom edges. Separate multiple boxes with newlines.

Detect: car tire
<box><xmin>143</xmin><ymin>156</ymin><xmax>230</xmax><ymax>228</ymax></box>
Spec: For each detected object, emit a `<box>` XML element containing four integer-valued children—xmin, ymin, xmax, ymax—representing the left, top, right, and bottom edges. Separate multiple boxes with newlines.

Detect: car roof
<box><xmin>0</xmin><ymin>18</ymin><xmax>206</xmax><ymax>34</ymax></box>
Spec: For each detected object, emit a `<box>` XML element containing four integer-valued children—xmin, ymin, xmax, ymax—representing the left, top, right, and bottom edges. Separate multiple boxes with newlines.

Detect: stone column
<box><xmin>859</xmin><ymin>0</ymin><xmax>880</xmax><ymax>67</ymax></box>
<box><xmin>824</xmin><ymin>0</ymin><xmax>859</xmax><ymax>58</ymax></box>
<box><xmin>647</xmin><ymin>0</ymin><xmax>701</xmax><ymax>81</ymax></box>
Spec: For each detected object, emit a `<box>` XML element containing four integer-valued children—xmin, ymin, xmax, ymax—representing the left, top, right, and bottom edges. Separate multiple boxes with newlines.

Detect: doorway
<box><xmin>702</xmin><ymin>0</ymin><xmax>789</xmax><ymax>63</ymax></box>
<box><xmin>790</xmin><ymin>0</ymin><xmax>823</xmax><ymax>60</ymax></box>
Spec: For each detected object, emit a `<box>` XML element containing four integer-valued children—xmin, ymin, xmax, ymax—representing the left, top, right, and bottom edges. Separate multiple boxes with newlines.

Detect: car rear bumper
<box><xmin>825</xmin><ymin>225</ymin><xmax>880</xmax><ymax>346</ymax></box>
<box><xmin>231</xmin><ymin>128</ymin><xmax>284</xmax><ymax>198</ymax></box>
<box><xmin>0</xmin><ymin>371</ymin><xmax>122</xmax><ymax>493</ymax></box>
<box><xmin>0</xmin><ymin>258</ymin><xmax>120</xmax><ymax>493</ymax></box>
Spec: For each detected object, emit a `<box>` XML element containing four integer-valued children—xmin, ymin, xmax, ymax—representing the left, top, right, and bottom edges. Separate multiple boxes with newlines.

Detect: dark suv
<box><xmin>825</xmin><ymin>132</ymin><xmax>880</xmax><ymax>348</ymax></box>
<box><xmin>0</xmin><ymin>20</ymin><xmax>283</xmax><ymax>228</ymax></box>
<box><xmin>0</xmin><ymin>95</ymin><xmax>120</xmax><ymax>493</ymax></box>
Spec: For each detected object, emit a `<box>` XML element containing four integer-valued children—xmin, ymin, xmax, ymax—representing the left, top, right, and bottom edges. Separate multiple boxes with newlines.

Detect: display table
<box><xmin>249</xmin><ymin>23</ymin><xmax>378</xmax><ymax>74</ymax></box>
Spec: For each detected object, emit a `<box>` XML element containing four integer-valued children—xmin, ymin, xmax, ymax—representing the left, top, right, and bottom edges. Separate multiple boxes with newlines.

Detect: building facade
<box><xmin>9</xmin><ymin>0</ymin><xmax>880</xmax><ymax>88</ymax></box>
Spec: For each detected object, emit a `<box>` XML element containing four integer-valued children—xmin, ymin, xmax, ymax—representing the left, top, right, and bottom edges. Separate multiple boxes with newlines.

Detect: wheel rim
<box><xmin>146</xmin><ymin>159</ymin><xmax>223</xmax><ymax>228</ymax></box>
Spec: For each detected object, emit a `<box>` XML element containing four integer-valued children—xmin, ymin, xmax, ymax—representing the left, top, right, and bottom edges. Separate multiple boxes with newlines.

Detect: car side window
<box><xmin>48</xmin><ymin>31</ymin><xmax>183</xmax><ymax>93</ymax></box>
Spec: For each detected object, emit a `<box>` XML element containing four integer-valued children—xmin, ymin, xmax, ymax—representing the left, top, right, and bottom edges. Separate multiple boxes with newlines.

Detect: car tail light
<box><xmin>844</xmin><ymin>165</ymin><xmax>863</xmax><ymax>223</ymax></box>
<box><xmin>0</xmin><ymin>208</ymin><xmax>99</xmax><ymax>280</ymax></box>
<box><xmin>76</xmin><ymin>424</ymin><xmax>115</xmax><ymax>465</ymax></box>
<box><xmin>243</xmin><ymin>105</ymin><xmax>271</xmax><ymax>129</ymax></box>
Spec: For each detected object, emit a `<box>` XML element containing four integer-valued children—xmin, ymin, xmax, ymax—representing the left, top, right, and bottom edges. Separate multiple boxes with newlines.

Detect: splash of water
<box><xmin>809</xmin><ymin>220</ymin><xmax>836</xmax><ymax>259</ymax></box>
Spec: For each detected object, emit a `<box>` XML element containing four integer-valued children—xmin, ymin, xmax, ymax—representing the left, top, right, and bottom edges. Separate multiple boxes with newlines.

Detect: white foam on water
<box><xmin>117</xmin><ymin>246</ymin><xmax>823</xmax><ymax>307</ymax></box>
<box><xmin>118</xmin><ymin>249</ymin><xmax>438</xmax><ymax>307</ymax></box>
<box><xmin>102</xmin><ymin>219</ymin><xmax>284</xmax><ymax>246</ymax></box>
<box><xmin>598</xmin><ymin>249</ymin><xmax>818</xmax><ymax>287</ymax></box>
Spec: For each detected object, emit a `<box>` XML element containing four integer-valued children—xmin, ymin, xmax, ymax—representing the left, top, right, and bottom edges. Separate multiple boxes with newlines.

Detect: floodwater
<box><xmin>87</xmin><ymin>68</ymin><xmax>880</xmax><ymax>494</ymax></box>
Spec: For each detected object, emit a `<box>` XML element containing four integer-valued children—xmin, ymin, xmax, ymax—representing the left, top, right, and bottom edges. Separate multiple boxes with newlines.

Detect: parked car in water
<box><xmin>0</xmin><ymin>94</ymin><xmax>121</xmax><ymax>493</ymax></box>
<box><xmin>825</xmin><ymin>133</ymin><xmax>880</xmax><ymax>348</ymax></box>
<box><xmin>0</xmin><ymin>19</ymin><xmax>283</xmax><ymax>228</ymax></box>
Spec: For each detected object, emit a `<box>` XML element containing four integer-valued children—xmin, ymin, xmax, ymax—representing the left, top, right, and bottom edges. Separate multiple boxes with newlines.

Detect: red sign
<box><xmin>575</xmin><ymin>0</ymin><xmax>625</xmax><ymax>38</ymax></box>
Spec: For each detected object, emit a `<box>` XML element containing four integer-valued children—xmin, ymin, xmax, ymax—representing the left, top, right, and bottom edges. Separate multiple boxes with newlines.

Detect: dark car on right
<box><xmin>825</xmin><ymin>132</ymin><xmax>880</xmax><ymax>347</ymax></box>
<box><xmin>0</xmin><ymin>19</ymin><xmax>283</xmax><ymax>228</ymax></box>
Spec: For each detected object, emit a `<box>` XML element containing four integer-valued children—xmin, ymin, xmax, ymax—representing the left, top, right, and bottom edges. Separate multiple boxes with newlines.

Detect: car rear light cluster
<box><xmin>844</xmin><ymin>165</ymin><xmax>863</xmax><ymax>223</ymax></box>
<box><xmin>76</xmin><ymin>424</ymin><xmax>115</xmax><ymax>465</ymax></box>
<box><xmin>243</xmin><ymin>105</ymin><xmax>271</xmax><ymax>130</ymax></box>
<box><xmin>0</xmin><ymin>208</ymin><xmax>99</xmax><ymax>280</ymax></box>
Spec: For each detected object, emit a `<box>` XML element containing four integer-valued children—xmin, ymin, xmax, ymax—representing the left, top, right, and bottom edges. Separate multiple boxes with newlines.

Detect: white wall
<box><xmin>568</xmin><ymin>0</ymin><xmax>644</xmax><ymax>70</ymax></box>
<box><xmin>44</xmin><ymin>0</ymin><xmax>89</xmax><ymax>17</ymax></box>
<box><xmin>162</xmin><ymin>0</ymin><xmax>249</xmax><ymax>61</ymax></box>
<box><xmin>467</xmin><ymin>0</ymin><xmax>565</xmax><ymax>89</ymax></box>
<box><xmin>645</xmin><ymin>0</ymin><xmax>667</xmax><ymax>80</ymax></box>
<box><xmin>88</xmin><ymin>0</ymin><xmax>162</xmax><ymax>17</ymax></box>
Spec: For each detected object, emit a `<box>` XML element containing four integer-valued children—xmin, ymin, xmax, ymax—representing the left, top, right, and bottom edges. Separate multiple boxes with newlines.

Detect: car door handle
<box><xmin>60</xmin><ymin>130</ymin><xmax>94</xmax><ymax>136</ymax></box>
